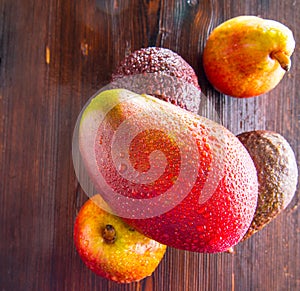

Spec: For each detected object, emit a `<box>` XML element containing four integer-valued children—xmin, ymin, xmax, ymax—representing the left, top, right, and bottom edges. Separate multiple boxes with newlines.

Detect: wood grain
<box><xmin>0</xmin><ymin>0</ymin><xmax>299</xmax><ymax>290</ymax></box>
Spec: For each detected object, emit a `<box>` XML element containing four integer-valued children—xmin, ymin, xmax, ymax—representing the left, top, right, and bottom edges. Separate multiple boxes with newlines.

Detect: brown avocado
<box><xmin>111</xmin><ymin>47</ymin><xmax>201</xmax><ymax>113</ymax></box>
<box><xmin>237</xmin><ymin>130</ymin><xmax>298</xmax><ymax>240</ymax></box>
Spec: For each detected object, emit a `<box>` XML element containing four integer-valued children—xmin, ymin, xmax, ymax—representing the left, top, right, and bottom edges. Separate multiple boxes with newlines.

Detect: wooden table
<box><xmin>1</xmin><ymin>1</ymin><xmax>299</xmax><ymax>290</ymax></box>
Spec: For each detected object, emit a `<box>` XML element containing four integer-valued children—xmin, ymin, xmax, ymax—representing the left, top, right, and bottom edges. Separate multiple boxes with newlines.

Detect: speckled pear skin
<box><xmin>237</xmin><ymin>130</ymin><xmax>298</xmax><ymax>240</ymax></box>
<box><xmin>112</xmin><ymin>47</ymin><xmax>201</xmax><ymax>113</ymax></box>
<box><xmin>79</xmin><ymin>89</ymin><xmax>258</xmax><ymax>253</ymax></box>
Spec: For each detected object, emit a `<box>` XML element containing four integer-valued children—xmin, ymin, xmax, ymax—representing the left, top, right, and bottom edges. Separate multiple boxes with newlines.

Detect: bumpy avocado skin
<box><xmin>237</xmin><ymin>130</ymin><xmax>298</xmax><ymax>240</ymax></box>
<box><xmin>111</xmin><ymin>47</ymin><xmax>201</xmax><ymax>113</ymax></box>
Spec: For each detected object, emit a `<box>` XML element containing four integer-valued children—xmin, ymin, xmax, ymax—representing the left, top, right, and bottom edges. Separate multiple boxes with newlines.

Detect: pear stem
<box><xmin>102</xmin><ymin>224</ymin><xmax>116</xmax><ymax>244</ymax></box>
<box><xmin>270</xmin><ymin>51</ymin><xmax>291</xmax><ymax>71</ymax></box>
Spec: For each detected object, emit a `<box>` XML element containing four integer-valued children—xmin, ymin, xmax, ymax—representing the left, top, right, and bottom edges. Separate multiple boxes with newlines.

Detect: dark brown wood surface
<box><xmin>1</xmin><ymin>0</ymin><xmax>299</xmax><ymax>290</ymax></box>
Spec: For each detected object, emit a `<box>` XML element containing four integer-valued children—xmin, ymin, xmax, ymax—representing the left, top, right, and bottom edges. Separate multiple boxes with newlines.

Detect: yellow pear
<box><xmin>203</xmin><ymin>16</ymin><xmax>295</xmax><ymax>98</ymax></box>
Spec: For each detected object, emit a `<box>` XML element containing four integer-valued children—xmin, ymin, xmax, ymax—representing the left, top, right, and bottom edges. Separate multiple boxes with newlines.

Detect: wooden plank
<box><xmin>0</xmin><ymin>0</ymin><xmax>299</xmax><ymax>290</ymax></box>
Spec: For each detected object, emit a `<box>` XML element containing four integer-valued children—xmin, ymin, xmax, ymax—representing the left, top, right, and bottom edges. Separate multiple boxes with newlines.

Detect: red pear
<box><xmin>74</xmin><ymin>195</ymin><xmax>167</xmax><ymax>283</ymax></box>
